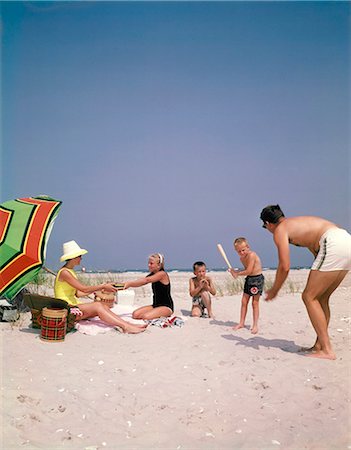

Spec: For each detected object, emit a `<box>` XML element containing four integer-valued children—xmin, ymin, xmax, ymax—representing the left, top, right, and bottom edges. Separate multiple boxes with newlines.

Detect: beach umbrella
<box><xmin>0</xmin><ymin>195</ymin><xmax>62</xmax><ymax>301</ymax></box>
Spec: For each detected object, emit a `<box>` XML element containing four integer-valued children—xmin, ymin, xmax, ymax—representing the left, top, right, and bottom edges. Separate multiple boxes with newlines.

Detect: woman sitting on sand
<box><xmin>123</xmin><ymin>253</ymin><xmax>174</xmax><ymax>320</ymax></box>
<box><xmin>54</xmin><ymin>241</ymin><xmax>146</xmax><ymax>334</ymax></box>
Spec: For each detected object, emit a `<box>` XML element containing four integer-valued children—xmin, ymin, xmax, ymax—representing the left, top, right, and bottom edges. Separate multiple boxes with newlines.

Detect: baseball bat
<box><xmin>217</xmin><ymin>243</ymin><xmax>232</xmax><ymax>269</ymax></box>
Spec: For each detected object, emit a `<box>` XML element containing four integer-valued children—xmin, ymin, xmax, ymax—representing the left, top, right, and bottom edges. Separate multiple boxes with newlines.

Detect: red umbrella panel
<box><xmin>0</xmin><ymin>196</ymin><xmax>62</xmax><ymax>301</ymax></box>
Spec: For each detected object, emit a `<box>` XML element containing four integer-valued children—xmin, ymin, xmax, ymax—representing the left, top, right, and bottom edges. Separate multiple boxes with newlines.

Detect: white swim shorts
<box><xmin>311</xmin><ymin>228</ymin><xmax>351</xmax><ymax>271</ymax></box>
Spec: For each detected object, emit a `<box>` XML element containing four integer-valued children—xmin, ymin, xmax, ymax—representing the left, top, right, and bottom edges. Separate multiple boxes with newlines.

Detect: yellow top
<box><xmin>54</xmin><ymin>268</ymin><xmax>81</xmax><ymax>306</ymax></box>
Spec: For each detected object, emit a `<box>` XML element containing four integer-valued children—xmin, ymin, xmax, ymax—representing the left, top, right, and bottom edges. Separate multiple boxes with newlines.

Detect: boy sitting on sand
<box><xmin>189</xmin><ymin>261</ymin><xmax>216</xmax><ymax>318</ymax></box>
<box><xmin>229</xmin><ymin>237</ymin><xmax>264</xmax><ymax>334</ymax></box>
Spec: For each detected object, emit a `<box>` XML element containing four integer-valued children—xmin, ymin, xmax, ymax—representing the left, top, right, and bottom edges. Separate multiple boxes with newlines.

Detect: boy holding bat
<box><xmin>229</xmin><ymin>237</ymin><xmax>264</xmax><ymax>334</ymax></box>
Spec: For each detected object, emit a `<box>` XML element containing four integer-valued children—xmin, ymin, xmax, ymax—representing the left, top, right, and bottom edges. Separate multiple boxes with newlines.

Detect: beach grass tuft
<box><xmin>26</xmin><ymin>269</ymin><xmax>307</xmax><ymax>299</ymax></box>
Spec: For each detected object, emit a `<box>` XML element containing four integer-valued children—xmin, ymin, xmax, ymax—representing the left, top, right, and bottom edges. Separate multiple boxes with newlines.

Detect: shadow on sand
<box><xmin>222</xmin><ymin>333</ymin><xmax>300</xmax><ymax>354</ymax></box>
<box><xmin>209</xmin><ymin>319</ymin><xmax>243</xmax><ymax>327</ymax></box>
<box><xmin>19</xmin><ymin>327</ymin><xmax>40</xmax><ymax>335</ymax></box>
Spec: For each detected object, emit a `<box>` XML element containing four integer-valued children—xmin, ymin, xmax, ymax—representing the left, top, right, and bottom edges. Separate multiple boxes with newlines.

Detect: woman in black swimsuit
<box><xmin>123</xmin><ymin>253</ymin><xmax>174</xmax><ymax>320</ymax></box>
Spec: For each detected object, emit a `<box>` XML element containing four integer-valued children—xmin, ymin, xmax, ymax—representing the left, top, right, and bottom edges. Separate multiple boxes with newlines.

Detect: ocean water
<box><xmin>79</xmin><ymin>266</ymin><xmax>308</xmax><ymax>274</ymax></box>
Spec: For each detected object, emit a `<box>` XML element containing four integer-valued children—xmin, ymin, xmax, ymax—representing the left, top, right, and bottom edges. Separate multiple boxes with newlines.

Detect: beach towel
<box><xmin>74</xmin><ymin>305</ymin><xmax>185</xmax><ymax>335</ymax></box>
<box><xmin>74</xmin><ymin>305</ymin><xmax>143</xmax><ymax>335</ymax></box>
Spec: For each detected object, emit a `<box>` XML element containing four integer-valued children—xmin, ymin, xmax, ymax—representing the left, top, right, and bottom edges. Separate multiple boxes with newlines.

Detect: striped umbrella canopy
<box><xmin>0</xmin><ymin>196</ymin><xmax>62</xmax><ymax>301</ymax></box>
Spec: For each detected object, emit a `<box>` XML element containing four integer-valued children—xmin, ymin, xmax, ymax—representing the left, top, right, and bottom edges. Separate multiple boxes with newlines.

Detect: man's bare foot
<box><xmin>122</xmin><ymin>324</ymin><xmax>147</xmax><ymax>334</ymax></box>
<box><xmin>233</xmin><ymin>324</ymin><xmax>244</xmax><ymax>331</ymax></box>
<box><xmin>298</xmin><ymin>346</ymin><xmax>318</xmax><ymax>353</ymax></box>
<box><xmin>306</xmin><ymin>350</ymin><xmax>336</xmax><ymax>360</ymax></box>
<box><xmin>298</xmin><ymin>340</ymin><xmax>322</xmax><ymax>352</ymax></box>
<box><xmin>298</xmin><ymin>346</ymin><xmax>312</xmax><ymax>353</ymax></box>
<box><xmin>251</xmin><ymin>326</ymin><xmax>258</xmax><ymax>334</ymax></box>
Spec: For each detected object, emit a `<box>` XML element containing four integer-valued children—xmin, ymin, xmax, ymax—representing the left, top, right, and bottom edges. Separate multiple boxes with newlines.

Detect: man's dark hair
<box><xmin>193</xmin><ymin>261</ymin><xmax>206</xmax><ymax>271</ymax></box>
<box><xmin>260</xmin><ymin>205</ymin><xmax>285</xmax><ymax>224</ymax></box>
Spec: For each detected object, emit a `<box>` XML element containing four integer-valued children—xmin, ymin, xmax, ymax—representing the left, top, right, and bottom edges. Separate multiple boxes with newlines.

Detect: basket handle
<box><xmin>37</xmin><ymin>312</ymin><xmax>43</xmax><ymax>326</ymax></box>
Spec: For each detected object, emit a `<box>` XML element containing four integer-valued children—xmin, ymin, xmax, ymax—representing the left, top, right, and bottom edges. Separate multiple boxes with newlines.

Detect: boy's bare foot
<box><xmin>306</xmin><ymin>350</ymin><xmax>336</xmax><ymax>360</ymax></box>
<box><xmin>250</xmin><ymin>326</ymin><xmax>258</xmax><ymax>334</ymax></box>
<box><xmin>233</xmin><ymin>324</ymin><xmax>244</xmax><ymax>331</ymax></box>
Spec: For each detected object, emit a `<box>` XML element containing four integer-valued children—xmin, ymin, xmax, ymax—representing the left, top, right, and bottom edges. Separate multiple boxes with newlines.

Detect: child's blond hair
<box><xmin>234</xmin><ymin>237</ymin><xmax>248</xmax><ymax>247</ymax></box>
<box><xmin>149</xmin><ymin>253</ymin><xmax>165</xmax><ymax>270</ymax></box>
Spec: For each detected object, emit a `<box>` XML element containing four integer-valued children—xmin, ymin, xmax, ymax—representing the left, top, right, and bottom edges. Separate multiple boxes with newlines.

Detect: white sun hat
<box><xmin>60</xmin><ymin>240</ymin><xmax>88</xmax><ymax>262</ymax></box>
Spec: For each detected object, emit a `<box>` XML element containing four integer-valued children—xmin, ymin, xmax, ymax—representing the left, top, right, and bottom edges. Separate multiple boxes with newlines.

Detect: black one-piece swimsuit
<box><xmin>148</xmin><ymin>273</ymin><xmax>174</xmax><ymax>311</ymax></box>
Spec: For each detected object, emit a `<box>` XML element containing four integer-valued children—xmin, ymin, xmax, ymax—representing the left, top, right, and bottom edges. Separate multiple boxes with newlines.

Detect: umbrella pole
<box><xmin>42</xmin><ymin>266</ymin><xmax>57</xmax><ymax>276</ymax></box>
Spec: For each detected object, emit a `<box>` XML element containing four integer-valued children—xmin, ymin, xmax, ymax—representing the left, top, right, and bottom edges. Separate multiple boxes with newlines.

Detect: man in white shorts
<box><xmin>260</xmin><ymin>204</ymin><xmax>351</xmax><ymax>360</ymax></box>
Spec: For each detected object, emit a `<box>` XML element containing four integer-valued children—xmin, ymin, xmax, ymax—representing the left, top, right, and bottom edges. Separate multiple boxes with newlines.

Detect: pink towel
<box><xmin>75</xmin><ymin>305</ymin><xmax>143</xmax><ymax>335</ymax></box>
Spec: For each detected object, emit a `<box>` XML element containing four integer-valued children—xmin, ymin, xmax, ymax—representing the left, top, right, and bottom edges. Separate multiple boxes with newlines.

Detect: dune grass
<box><xmin>27</xmin><ymin>269</ymin><xmax>306</xmax><ymax>298</ymax></box>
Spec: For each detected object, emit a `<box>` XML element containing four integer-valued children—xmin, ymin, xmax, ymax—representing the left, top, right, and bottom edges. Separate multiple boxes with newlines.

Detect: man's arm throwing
<box><xmin>265</xmin><ymin>225</ymin><xmax>290</xmax><ymax>300</ymax></box>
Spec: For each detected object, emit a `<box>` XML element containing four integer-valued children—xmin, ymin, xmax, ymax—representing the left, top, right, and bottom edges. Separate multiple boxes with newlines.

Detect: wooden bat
<box><xmin>217</xmin><ymin>243</ymin><xmax>232</xmax><ymax>269</ymax></box>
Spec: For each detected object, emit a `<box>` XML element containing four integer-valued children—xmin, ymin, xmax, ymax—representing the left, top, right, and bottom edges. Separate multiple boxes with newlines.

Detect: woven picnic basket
<box><xmin>39</xmin><ymin>307</ymin><xmax>67</xmax><ymax>342</ymax></box>
<box><xmin>94</xmin><ymin>290</ymin><xmax>115</xmax><ymax>308</ymax></box>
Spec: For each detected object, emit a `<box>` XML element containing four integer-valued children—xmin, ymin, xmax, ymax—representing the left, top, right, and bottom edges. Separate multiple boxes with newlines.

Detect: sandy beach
<box><xmin>1</xmin><ymin>269</ymin><xmax>350</xmax><ymax>450</ymax></box>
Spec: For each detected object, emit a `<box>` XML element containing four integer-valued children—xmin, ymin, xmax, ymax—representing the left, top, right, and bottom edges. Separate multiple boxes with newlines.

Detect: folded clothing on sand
<box><xmin>147</xmin><ymin>316</ymin><xmax>184</xmax><ymax>328</ymax></box>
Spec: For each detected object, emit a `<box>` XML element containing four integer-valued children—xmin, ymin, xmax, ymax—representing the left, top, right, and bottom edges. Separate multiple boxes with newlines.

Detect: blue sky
<box><xmin>1</xmin><ymin>1</ymin><xmax>350</xmax><ymax>271</ymax></box>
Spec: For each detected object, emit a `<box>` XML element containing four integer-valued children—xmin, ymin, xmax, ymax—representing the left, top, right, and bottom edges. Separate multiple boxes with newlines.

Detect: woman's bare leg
<box><xmin>133</xmin><ymin>305</ymin><xmax>172</xmax><ymax>320</ymax></box>
<box><xmin>79</xmin><ymin>303</ymin><xmax>146</xmax><ymax>334</ymax></box>
<box><xmin>132</xmin><ymin>305</ymin><xmax>154</xmax><ymax>319</ymax></box>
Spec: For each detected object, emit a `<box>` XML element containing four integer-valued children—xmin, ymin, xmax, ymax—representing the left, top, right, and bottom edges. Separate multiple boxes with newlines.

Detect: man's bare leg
<box><xmin>301</xmin><ymin>270</ymin><xmax>348</xmax><ymax>360</ymax></box>
<box><xmin>299</xmin><ymin>294</ymin><xmax>330</xmax><ymax>353</ymax></box>
<box><xmin>304</xmin><ymin>272</ymin><xmax>346</xmax><ymax>351</ymax></box>
<box><xmin>302</xmin><ymin>295</ymin><xmax>331</xmax><ymax>352</ymax></box>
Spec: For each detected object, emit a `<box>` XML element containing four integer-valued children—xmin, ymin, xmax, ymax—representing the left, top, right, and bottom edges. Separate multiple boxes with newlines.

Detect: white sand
<box><xmin>1</xmin><ymin>270</ymin><xmax>350</xmax><ymax>450</ymax></box>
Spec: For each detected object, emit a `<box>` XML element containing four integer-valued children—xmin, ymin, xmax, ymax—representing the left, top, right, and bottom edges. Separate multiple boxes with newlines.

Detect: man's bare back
<box><xmin>273</xmin><ymin>216</ymin><xmax>338</xmax><ymax>256</ymax></box>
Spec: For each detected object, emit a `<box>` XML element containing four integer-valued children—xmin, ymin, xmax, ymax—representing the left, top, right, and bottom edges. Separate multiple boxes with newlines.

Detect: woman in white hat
<box><xmin>54</xmin><ymin>241</ymin><xmax>147</xmax><ymax>334</ymax></box>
